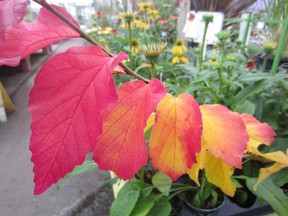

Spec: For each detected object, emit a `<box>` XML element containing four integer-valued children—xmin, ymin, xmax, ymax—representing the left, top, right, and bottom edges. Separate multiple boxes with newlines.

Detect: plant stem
<box><xmin>32</xmin><ymin>0</ymin><xmax>149</xmax><ymax>83</ymax></box>
<box><xmin>128</xmin><ymin>22</ymin><xmax>133</xmax><ymax>67</ymax></box>
<box><xmin>262</xmin><ymin>54</ymin><xmax>268</xmax><ymax>72</ymax></box>
<box><xmin>217</xmin><ymin>40</ymin><xmax>225</xmax><ymax>95</ymax></box>
<box><xmin>139</xmin><ymin>166</ymin><xmax>145</xmax><ymax>182</ymax></box>
<box><xmin>243</xmin><ymin>153</ymin><xmax>274</xmax><ymax>163</ymax></box>
<box><xmin>151</xmin><ymin>63</ymin><xmax>156</xmax><ymax>79</ymax></box>
<box><xmin>199</xmin><ymin>22</ymin><xmax>209</xmax><ymax>72</ymax></box>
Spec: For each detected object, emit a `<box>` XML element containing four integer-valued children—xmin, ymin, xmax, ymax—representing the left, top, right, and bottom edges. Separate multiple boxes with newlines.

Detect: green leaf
<box><xmin>58</xmin><ymin>160</ymin><xmax>97</xmax><ymax>186</ymax></box>
<box><xmin>110</xmin><ymin>179</ymin><xmax>148</xmax><ymax>216</ymax></box>
<box><xmin>240</xmin><ymin>71</ymin><xmax>288</xmax><ymax>82</ymax></box>
<box><xmin>233</xmin><ymin>100</ymin><xmax>255</xmax><ymax>115</ymax></box>
<box><xmin>111</xmin><ymin>190</ymin><xmax>140</xmax><ymax>216</ymax></box>
<box><xmin>259</xmin><ymin>138</ymin><xmax>288</xmax><ymax>153</ymax></box>
<box><xmin>98</xmin><ymin>177</ymin><xmax>119</xmax><ymax>190</ymax></box>
<box><xmin>246</xmin><ymin>177</ymin><xmax>288</xmax><ymax>216</ymax></box>
<box><xmin>231</xmin><ymin>80</ymin><xmax>266</xmax><ymax>105</ymax></box>
<box><xmin>243</xmin><ymin>160</ymin><xmax>262</xmax><ymax>177</ymax></box>
<box><xmin>152</xmin><ymin>172</ymin><xmax>172</xmax><ymax>196</ymax></box>
<box><xmin>271</xmin><ymin>168</ymin><xmax>288</xmax><ymax>188</ymax></box>
<box><xmin>131</xmin><ymin>192</ymin><xmax>158</xmax><ymax>216</ymax></box>
<box><xmin>147</xmin><ymin>198</ymin><xmax>172</xmax><ymax>216</ymax></box>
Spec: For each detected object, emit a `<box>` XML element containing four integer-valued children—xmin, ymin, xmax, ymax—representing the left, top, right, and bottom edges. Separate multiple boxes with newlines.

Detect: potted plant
<box><xmin>252</xmin><ymin>0</ymin><xmax>288</xmax><ymax>71</ymax></box>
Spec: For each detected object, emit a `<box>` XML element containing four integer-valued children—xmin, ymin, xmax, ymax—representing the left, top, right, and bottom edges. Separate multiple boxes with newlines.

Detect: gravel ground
<box><xmin>56</xmin><ymin>188</ymin><xmax>114</xmax><ymax>216</ymax></box>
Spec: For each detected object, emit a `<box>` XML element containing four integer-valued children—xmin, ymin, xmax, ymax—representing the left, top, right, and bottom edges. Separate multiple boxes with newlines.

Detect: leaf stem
<box><xmin>32</xmin><ymin>0</ymin><xmax>149</xmax><ymax>83</ymax></box>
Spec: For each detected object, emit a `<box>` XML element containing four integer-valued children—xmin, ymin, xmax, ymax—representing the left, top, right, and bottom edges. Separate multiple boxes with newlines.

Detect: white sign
<box><xmin>183</xmin><ymin>11</ymin><xmax>224</xmax><ymax>44</ymax></box>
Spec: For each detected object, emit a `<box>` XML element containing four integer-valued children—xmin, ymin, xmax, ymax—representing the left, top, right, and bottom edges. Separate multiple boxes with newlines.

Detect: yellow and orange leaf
<box><xmin>187</xmin><ymin>143</ymin><xmax>209</xmax><ymax>186</ymax></box>
<box><xmin>149</xmin><ymin>94</ymin><xmax>202</xmax><ymax>181</ymax></box>
<box><xmin>240</xmin><ymin>113</ymin><xmax>276</xmax><ymax>153</ymax></box>
<box><xmin>240</xmin><ymin>114</ymin><xmax>285</xmax><ymax>190</ymax></box>
<box><xmin>205</xmin><ymin>152</ymin><xmax>236</xmax><ymax>196</ymax></box>
<box><xmin>144</xmin><ymin>112</ymin><xmax>155</xmax><ymax>133</ymax></box>
<box><xmin>254</xmin><ymin>160</ymin><xmax>287</xmax><ymax>191</ymax></box>
<box><xmin>200</xmin><ymin>105</ymin><xmax>249</xmax><ymax>169</ymax></box>
<box><xmin>254</xmin><ymin>150</ymin><xmax>288</xmax><ymax>190</ymax></box>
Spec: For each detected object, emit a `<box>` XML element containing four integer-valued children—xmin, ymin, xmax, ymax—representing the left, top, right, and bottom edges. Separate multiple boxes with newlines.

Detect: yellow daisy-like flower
<box><xmin>131</xmin><ymin>38</ymin><xmax>140</xmax><ymax>53</ymax></box>
<box><xmin>172</xmin><ymin>54</ymin><xmax>189</xmax><ymax>64</ymax></box>
<box><xmin>138</xmin><ymin>2</ymin><xmax>153</xmax><ymax>12</ymax></box>
<box><xmin>134</xmin><ymin>19</ymin><xmax>150</xmax><ymax>29</ymax></box>
<box><xmin>98</xmin><ymin>27</ymin><xmax>113</xmax><ymax>35</ymax></box>
<box><xmin>147</xmin><ymin>9</ymin><xmax>160</xmax><ymax>20</ymax></box>
<box><xmin>140</xmin><ymin>42</ymin><xmax>168</xmax><ymax>64</ymax></box>
<box><xmin>263</xmin><ymin>41</ymin><xmax>277</xmax><ymax>55</ymax></box>
<box><xmin>208</xmin><ymin>58</ymin><xmax>218</xmax><ymax>65</ymax></box>
<box><xmin>171</xmin><ymin>39</ymin><xmax>187</xmax><ymax>54</ymax></box>
<box><xmin>164</xmin><ymin>4</ymin><xmax>172</xmax><ymax>9</ymax></box>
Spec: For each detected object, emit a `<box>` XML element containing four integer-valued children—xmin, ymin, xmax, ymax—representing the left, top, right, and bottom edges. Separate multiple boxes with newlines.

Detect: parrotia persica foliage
<box><xmin>0</xmin><ymin>2</ymin><xmax>276</xmax><ymax>195</ymax></box>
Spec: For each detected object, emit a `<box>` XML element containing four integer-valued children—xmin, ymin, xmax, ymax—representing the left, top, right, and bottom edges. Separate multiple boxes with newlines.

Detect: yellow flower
<box><xmin>171</xmin><ymin>39</ymin><xmax>187</xmax><ymax>54</ymax></box>
<box><xmin>147</xmin><ymin>9</ymin><xmax>160</xmax><ymax>20</ymax></box>
<box><xmin>131</xmin><ymin>38</ymin><xmax>140</xmax><ymax>53</ymax></box>
<box><xmin>208</xmin><ymin>58</ymin><xmax>218</xmax><ymax>65</ymax></box>
<box><xmin>134</xmin><ymin>19</ymin><xmax>150</xmax><ymax>29</ymax></box>
<box><xmin>138</xmin><ymin>2</ymin><xmax>153</xmax><ymax>12</ymax></box>
<box><xmin>164</xmin><ymin>4</ymin><xmax>172</xmax><ymax>9</ymax></box>
<box><xmin>172</xmin><ymin>54</ymin><xmax>189</xmax><ymax>64</ymax></box>
<box><xmin>263</xmin><ymin>41</ymin><xmax>277</xmax><ymax>55</ymax></box>
<box><xmin>140</xmin><ymin>42</ymin><xmax>167</xmax><ymax>64</ymax></box>
<box><xmin>98</xmin><ymin>27</ymin><xmax>113</xmax><ymax>35</ymax></box>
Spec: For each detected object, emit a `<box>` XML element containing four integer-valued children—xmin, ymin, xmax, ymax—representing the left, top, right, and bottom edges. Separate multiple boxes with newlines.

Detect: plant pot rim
<box><xmin>183</xmin><ymin>198</ymin><xmax>225</xmax><ymax>212</ymax></box>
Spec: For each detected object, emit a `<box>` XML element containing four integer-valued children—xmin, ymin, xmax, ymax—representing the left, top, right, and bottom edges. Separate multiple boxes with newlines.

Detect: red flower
<box><xmin>111</xmin><ymin>29</ymin><xmax>119</xmax><ymax>35</ymax></box>
<box><xmin>171</xmin><ymin>14</ymin><xmax>179</xmax><ymax>20</ymax></box>
<box><xmin>159</xmin><ymin>19</ymin><xmax>168</xmax><ymax>24</ymax></box>
<box><xmin>246</xmin><ymin>60</ymin><xmax>255</xmax><ymax>69</ymax></box>
<box><xmin>189</xmin><ymin>13</ymin><xmax>195</xmax><ymax>21</ymax></box>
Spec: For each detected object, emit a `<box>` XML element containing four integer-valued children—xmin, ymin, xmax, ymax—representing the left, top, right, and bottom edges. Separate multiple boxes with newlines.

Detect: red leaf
<box><xmin>93</xmin><ymin>79</ymin><xmax>167</xmax><ymax>180</ymax></box>
<box><xmin>0</xmin><ymin>0</ymin><xmax>26</xmax><ymax>42</ymax></box>
<box><xmin>0</xmin><ymin>5</ymin><xmax>80</xmax><ymax>67</ymax></box>
<box><xmin>29</xmin><ymin>46</ymin><xmax>127</xmax><ymax>194</ymax></box>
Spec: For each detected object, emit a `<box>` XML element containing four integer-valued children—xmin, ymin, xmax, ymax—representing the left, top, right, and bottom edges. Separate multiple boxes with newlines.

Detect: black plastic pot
<box><xmin>255</xmin><ymin>54</ymin><xmax>288</xmax><ymax>71</ymax></box>
<box><xmin>183</xmin><ymin>199</ymin><xmax>225</xmax><ymax>216</ymax></box>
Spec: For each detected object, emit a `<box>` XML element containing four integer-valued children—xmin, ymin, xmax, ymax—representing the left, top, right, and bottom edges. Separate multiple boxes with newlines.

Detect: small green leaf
<box><xmin>260</xmin><ymin>138</ymin><xmax>288</xmax><ymax>153</ymax></box>
<box><xmin>57</xmin><ymin>160</ymin><xmax>98</xmax><ymax>188</ymax></box>
<box><xmin>271</xmin><ymin>168</ymin><xmax>288</xmax><ymax>188</ymax></box>
<box><xmin>246</xmin><ymin>177</ymin><xmax>288</xmax><ymax>216</ymax></box>
<box><xmin>232</xmin><ymin>80</ymin><xmax>266</xmax><ymax>105</ymax></box>
<box><xmin>98</xmin><ymin>177</ymin><xmax>119</xmax><ymax>190</ymax></box>
<box><xmin>111</xmin><ymin>190</ymin><xmax>140</xmax><ymax>216</ymax></box>
<box><xmin>131</xmin><ymin>192</ymin><xmax>158</xmax><ymax>216</ymax></box>
<box><xmin>147</xmin><ymin>198</ymin><xmax>172</xmax><ymax>216</ymax></box>
<box><xmin>233</xmin><ymin>100</ymin><xmax>255</xmax><ymax>115</ymax></box>
<box><xmin>110</xmin><ymin>179</ymin><xmax>147</xmax><ymax>216</ymax></box>
<box><xmin>152</xmin><ymin>172</ymin><xmax>172</xmax><ymax>196</ymax></box>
